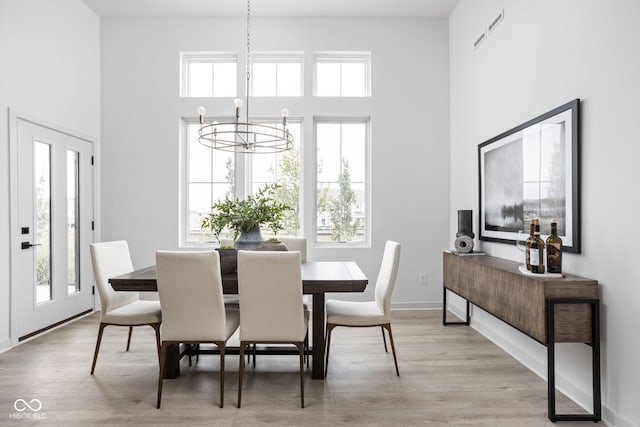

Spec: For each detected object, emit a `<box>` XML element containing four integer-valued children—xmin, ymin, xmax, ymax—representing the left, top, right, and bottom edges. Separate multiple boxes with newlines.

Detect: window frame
<box><xmin>249</xmin><ymin>51</ymin><xmax>304</xmax><ymax>97</ymax></box>
<box><xmin>180</xmin><ymin>52</ymin><xmax>238</xmax><ymax>98</ymax></box>
<box><xmin>179</xmin><ymin>116</ymin><xmax>304</xmax><ymax>247</ymax></box>
<box><xmin>313</xmin><ymin>51</ymin><xmax>372</xmax><ymax>97</ymax></box>
<box><xmin>313</xmin><ymin>117</ymin><xmax>371</xmax><ymax>248</ymax></box>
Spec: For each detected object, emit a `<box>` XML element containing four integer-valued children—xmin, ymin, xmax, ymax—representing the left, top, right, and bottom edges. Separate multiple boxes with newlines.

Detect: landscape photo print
<box><xmin>478</xmin><ymin>99</ymin><xmax>580</xmax><ymax>253</ymax></box>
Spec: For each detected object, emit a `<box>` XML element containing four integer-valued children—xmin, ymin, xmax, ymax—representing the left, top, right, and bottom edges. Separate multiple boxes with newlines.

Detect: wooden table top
<box><xmin>109</xmin><ymin>260</ymin><xmax>369</xmax><ymax>294</ymax></box>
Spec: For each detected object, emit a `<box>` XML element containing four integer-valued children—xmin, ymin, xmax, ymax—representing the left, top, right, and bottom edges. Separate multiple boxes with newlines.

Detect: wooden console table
<box><xmin>442</xmin><ymin>251</ymin><xmax>601</xmax><ymax>422</ymax></box>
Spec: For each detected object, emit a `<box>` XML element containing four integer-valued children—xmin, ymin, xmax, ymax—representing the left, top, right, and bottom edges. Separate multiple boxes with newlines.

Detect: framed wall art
<box><xmin>478</xmin><ymin>99</ymin><xmax>581</xmax><ymax>253</ymax></box>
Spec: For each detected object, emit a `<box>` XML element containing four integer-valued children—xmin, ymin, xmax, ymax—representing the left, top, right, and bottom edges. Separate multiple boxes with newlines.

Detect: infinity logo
<box><xmin>14</xmin><ymin>398</ymin><xmax>42</xmax><ymax>412</ymax></box>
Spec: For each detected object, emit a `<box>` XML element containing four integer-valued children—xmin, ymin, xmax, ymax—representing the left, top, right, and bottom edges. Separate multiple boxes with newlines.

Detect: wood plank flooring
<box><xmin>0</xmin><ymin>310</ymin><xmax>590</xmax><ymax>426</ymax></box>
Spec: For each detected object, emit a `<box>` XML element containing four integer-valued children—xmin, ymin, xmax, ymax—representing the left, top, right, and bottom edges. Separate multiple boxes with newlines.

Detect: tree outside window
<box><xmin>316</xmin><ymin>121</ymin><xmax>368</xmax><ymax>244</ymax></box>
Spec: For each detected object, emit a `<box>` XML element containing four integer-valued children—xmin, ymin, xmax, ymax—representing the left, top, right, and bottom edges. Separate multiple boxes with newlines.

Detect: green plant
<box><xmin>201</xmin><ymin>183</ymin><xmax>291</xmax><ymax>242</ymax></box>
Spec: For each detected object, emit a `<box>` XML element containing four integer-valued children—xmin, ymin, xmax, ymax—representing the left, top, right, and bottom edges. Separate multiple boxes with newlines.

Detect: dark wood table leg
<box><xmin>163</xmin><ymin>343</ymin><xmax>180</xmax><ymax>379</ymax></box>
<box><xmin>312</xmin><ymin>293</ymin><xmax>325</xmax><ymax>379</ymax></box>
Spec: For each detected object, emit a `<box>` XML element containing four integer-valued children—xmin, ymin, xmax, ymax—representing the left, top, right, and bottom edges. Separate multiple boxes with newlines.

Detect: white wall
<box><xmin>449</xmin><ymin>1</ymin><xmax>640</xmax><ymax>426</ymax></box>
<box><xmin>99</xmin><ymin>17</ymin><xmax>450</xmax><ymax>308</ymax></box>
<box><xmin>0</xmin><ymin>0</ymin><xmax>100</xmax><ymax>350</ymax></box>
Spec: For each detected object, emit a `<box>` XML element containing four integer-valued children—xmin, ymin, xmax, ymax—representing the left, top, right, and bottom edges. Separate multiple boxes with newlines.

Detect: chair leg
<box><xmin>381</xmin><ymin>325</ymin><xmax>388</xmax><ymax>352</ymax></box>
<box><xmin>297</xmin><ymin>342</ymin><xmax>305</xmax><ymax>408</ymax></box>
<box><xmin>157</xmin><ymin>342</ymin><xmax>169</xmax><ymax>408</ymax></box>
<box><xmin>324</xmin><ymin>323</ymin><xmax>336</xmax><ymax>378</ymax></box>
<box><xmin>126</xmin><ymin>326</ymin><xmax>133</xmax><ymax>351</ymax></box>
<box><xmin>218</xmin><ymin>343</ymin><xmax>225</xmax><ymax>408</ymax></box>
<box><xmin>252</xmin><ymin>343</ymin><xmax>256</xmax><ymax>368</ymax></box>
<box><xmin>238</xmin><ymin>342</ymin><xmax>247</xmax><ymax>408</ymax></box>
<box><xmin>304</xmin><ymin>333</ymin><xmax>309</xmax><ymax>367</ymax></box>
<box><xmin>152</xmin><ymin>324</ymin><xmax>161</xmax><ymax>362</ymax></box>
<box><xmin>91</xmin><ymin>323</ymin><xmax>107</xmax><ymax>375</ymax></box>
<box><xmin>188</xmin><ymin>345</ymin><xmax>193</xmax><ymax>367</ymax></box>
<box><xmin>383</xmin><ymin>324</ymin><xmax>400</xmax><ymax>376</ymax></box>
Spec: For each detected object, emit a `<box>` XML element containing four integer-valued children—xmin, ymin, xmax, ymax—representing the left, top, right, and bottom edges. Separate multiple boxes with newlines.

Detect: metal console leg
<box><xmin>443</xmin><ymin>287</ymin><xmax>470</xmax><ymax>326</ymax></box>
<box><xmin>546</xmin><ymin>298</ymin><xmax>601</xmax><ymax>422</ymax></box>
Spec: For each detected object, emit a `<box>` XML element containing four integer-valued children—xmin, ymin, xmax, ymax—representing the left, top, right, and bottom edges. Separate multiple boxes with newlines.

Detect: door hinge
<box><xmin>91</xmin><ymin>221</ymin><xmax>95</xmax><ymax>230</ymax></box>
<box><xmin>92</xmin><ymin>285</ymin><xmax>95</xmax><ymax>295</ymax></box>
<box><xmin>91</xmin><ymin>156</ymin><xmax>94</xmax><ymax>165</ymax></box>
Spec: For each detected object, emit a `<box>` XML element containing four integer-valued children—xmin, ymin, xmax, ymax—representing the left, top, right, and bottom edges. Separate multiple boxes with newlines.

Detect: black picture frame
<box><xmin>478</xmin><ymin>99</ymin><xmax>580</xmax><ymax>253</ymax></box>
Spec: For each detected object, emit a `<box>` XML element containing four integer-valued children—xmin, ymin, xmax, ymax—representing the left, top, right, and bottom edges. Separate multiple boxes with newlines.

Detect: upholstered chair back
<box><xmin>279</xmin><ymin>237</ymin><xmax>307</xmax><ymax>262</ymax></box>
<box><xmin>156</xmin><ymin>251</ymin><xmax>227</xmax><ymax>342</ymax></box>
<box><xmin>374</xmin><ymin>241</ymin><xmax>401</xmax><ymax>316</ymax></box>
<box><xmin>90</xmin><ymin>240</ymin><xmax>138</xmax><ymax>316</ymax></box>
<box><xmin>237</xmin><ymin>251</ymin><xmax>305</xmax><ymax>342</ymax></box>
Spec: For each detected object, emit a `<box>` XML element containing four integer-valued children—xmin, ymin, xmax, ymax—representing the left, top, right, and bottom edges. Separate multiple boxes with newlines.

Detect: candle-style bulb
<box><xmin>197</xmin><ymin>106</ymin><xmax>206</xmax><ymax>124</ymax></box>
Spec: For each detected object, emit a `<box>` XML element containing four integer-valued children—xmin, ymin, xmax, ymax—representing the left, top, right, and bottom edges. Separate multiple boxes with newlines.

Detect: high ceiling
<box><xmin>82</xmin><ymin>0</ymin><xmax>460</xmax><ymax>18</ymax></box>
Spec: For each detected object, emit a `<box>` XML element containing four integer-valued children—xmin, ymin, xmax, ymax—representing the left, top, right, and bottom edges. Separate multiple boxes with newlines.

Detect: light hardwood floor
<box><xmin>0</xmin><ymin>310</ymin><xmax>591</xmax><ymax>426</ymax></box>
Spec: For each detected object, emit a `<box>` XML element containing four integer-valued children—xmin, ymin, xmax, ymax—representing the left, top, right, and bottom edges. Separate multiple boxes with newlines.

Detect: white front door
<box><xmin>13</xmin><ymin>117</ymin><xmax>94</xmax><ymax>340</ymax></box>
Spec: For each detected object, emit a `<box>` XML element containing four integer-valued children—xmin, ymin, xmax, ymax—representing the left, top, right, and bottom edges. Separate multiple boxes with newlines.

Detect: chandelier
<box><xmin>197</xmin><ymin>0</ymin><xmax>293</xmax><ymax>153</ymax></box>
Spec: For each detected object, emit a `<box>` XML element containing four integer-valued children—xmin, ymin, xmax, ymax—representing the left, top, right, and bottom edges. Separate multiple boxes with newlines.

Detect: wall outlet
<box><xmin>419</xmin><ymin>273</ymin><xmax>428</xmax><ymax>286</ymax></box>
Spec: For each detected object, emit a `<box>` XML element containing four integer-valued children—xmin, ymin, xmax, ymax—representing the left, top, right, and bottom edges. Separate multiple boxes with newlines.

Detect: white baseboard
<box><xmin>602</xmin><ymin>405</ymin><xmax>634</xmax><ymax>427</ymax></box>
<box><xmin>438</xmin><ymin>295</ymin><xmax>632</xmax><ymax>427</ymax></box>
<box><xmin>469</xmin><ymin>307</ymin><xmax>622</xmax><ymax>425</ymax></box>
<box><xmin>390</xmin><ymin>301</ymin><xmax>440</xmax><ymax>310</ymax></box>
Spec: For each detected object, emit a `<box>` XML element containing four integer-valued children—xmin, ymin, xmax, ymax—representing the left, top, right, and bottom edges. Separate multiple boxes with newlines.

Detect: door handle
<box><xmin>21</xmin><ymin>242</ymin><xmax>42</xmax><ymax>250</ymax></box>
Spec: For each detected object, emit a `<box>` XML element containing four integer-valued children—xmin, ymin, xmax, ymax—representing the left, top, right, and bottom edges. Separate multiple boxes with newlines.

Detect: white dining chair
<box><xmin>155</xmin><ymin>250</ymin><xmax>240</xmax><ymax>408</ymax></box>
<box><xmin>243</xmin><ymin>236</ymin><xmax>310</xmax><ymax>367</ymax></box>
<box><xmin>89</xmin><ymin>240</ymin><xmax>162</xmax><ymax>375</ymax></box>
<box><xmin>237</xmin><ymin>250</ymin><xmax>308</xmax><ymax>408</ymax></box>
<box><xmin>324</xmin><ymin>240</ymin><xmax>401</xmax><ymax>376</ymax></box>
<box><xmin>279</xmin><ymin>236</ymin><xmax>307</xmax><ymax>262</ymax></box>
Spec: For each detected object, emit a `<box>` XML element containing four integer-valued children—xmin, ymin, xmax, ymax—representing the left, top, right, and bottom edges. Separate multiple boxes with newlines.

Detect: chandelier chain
<box><xmin>246</xmin><ymin>0</ymin><xmax>251</xmax><ymax>84</ymax></box>
<box><xmin>196</xmin><ymin>0</ymin><xmax>293</xmax><ymax>154</ymax></box>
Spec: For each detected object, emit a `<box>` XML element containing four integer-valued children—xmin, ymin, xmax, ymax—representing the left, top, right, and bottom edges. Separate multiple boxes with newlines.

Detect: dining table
<box><xmin>109</xmin><ymin>261</ymin><xmax>368</xmax><ymax>380</ymax></box>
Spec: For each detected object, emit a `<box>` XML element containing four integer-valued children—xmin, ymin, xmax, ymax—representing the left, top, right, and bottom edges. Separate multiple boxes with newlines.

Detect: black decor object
<box><xmin>456</xmin><ymin>210</ymin><xmax>474</xmax><ymax>238</ymax></box>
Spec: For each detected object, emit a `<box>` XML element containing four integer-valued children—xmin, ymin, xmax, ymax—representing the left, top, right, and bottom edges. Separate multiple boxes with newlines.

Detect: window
<box><xmin>180</xmin><ymin>52</ymin><xmax>237</xmax><ymax>97</ymax></box>
<box><xmin>251</xmin><ymin>53</ymin><xmax>303</xmax><ymax>97</ymax></box>
<box><xmin>182</xmin><ymin>119</ymin><xmax>302</xmax><ymax>244</ymax></box>
<box><xmin>180</xmin><ymin>50</ymin><xmax>372</xmax><ymax>248</ymax></box>
<box><xmin>250</xmin><ymin>121</ymin><xmax>302</xmax><ymax>238</ymax></box>
<box><xmin>314</xmin><ymin>52</ymin><xmax>371</xmax><ymax>97</ymax></box>
<box><xmin>184</xmin><ymin>121</ymin><xmax>235</xmax><ymax>243</ymax></box>
<box><xmin>315</xmin><ymin>119</ymin><xmax>369</xmax><ymax>245</ymax></box>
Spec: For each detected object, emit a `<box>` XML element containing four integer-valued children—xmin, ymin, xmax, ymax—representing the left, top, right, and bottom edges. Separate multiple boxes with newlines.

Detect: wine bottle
<box><xmin>530</xmin><ymin>222</ymin><xmax>545</xmax><ymax>274</ymax></box>
<box><xmin>525</xmin><ymin>219</ymin><xmax>537</xmax><ymax>270</ymax></box>
<box><xmin>546</xmin><ymin>219</ymin><xmax>562</xmax><ymax>273</ymax></box>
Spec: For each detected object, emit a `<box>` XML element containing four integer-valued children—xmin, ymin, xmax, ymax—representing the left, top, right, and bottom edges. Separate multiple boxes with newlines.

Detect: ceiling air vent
<box><xmin>473</xmin><ymin>32</ymin><xmax>486</xmax><ymax>50</ymax></box>
<box><xmin>488</xmin><ymin>10</ymin><xmax>504</xmax><ymax>34</ymax></box>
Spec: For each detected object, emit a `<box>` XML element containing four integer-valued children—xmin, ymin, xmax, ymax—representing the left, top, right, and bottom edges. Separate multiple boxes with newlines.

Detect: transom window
<box><xmin>251</xmin><ymin>53</ymin><xmax>303</xmax><ymax>97</ymax></box>
<box><xmin>180</xmin><ymin>52</ymin><xmax>237</xmax><ymax>97</ymax></box>
<box><xmin>314</xmin><ymin>52</ymin><xmax>371</xmax><ymax>97</ymax></box>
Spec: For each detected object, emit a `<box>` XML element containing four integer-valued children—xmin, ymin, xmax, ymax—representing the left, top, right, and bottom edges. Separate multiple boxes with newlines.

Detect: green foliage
<box><xmin>273</xmin><ymin>148</ymin><xmax>300</xmax><ymax>235</ymax></box>
<box><xmin>224</xmin><ymin>157</ymin><xmax>235</xmax><ymax>198</ymax></box>
<box><xmin>201</xmin><ymin>183</ymin><xmax>291</xmax><ymax>242</ymax></box>
<box><xmin>328</xmin><ymin>159</ymin><xmax>360</xmax><ymax>241</ymax></box>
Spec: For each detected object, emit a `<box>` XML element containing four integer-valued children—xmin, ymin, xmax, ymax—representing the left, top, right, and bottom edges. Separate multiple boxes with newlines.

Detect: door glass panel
<box><xmin>67</xmin><ymin>150</ymin><xmax>80</xmax><ymax>294</ymax></box>
<box><xmin>34</xmin><ymin>141</ymin><xmax>52</xmax><ymax>304</ymax></box>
